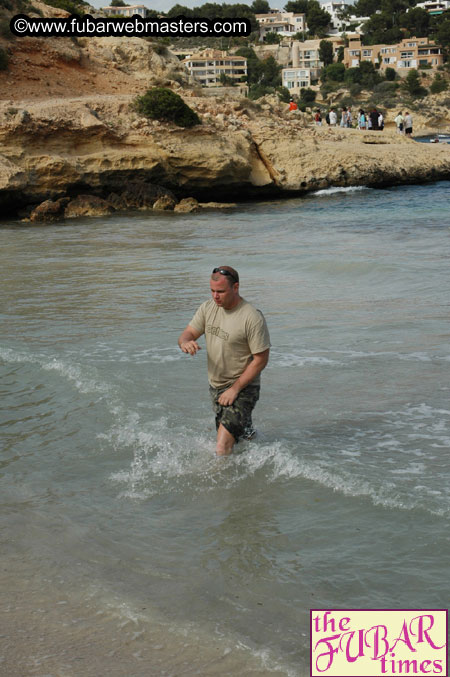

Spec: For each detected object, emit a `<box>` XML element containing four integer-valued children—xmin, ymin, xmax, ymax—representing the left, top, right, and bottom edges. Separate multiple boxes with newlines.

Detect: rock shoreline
<box><xmin>1</xmin><ymin>95</ymin><xmax>450</xmax><ymax>222</ymax></box>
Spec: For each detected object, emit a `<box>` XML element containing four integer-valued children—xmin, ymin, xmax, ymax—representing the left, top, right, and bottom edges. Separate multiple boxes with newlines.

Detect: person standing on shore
<box><xmin>369</xmin><ymin>108</ymin><xmax>379</xmax><ymax>131</ymax></box>
<box><xmin>329</xmin><ymin>108</ymin><xmax>337</xmax><ymax>126</ymax></box>
<box><xmin>358</xmin><ymin>109</ymin><xmax>366</xmax><ymax>130</ymax></box>
<box><xmin>346</xmin><ymin>108</ymin><xmax>353</xmax><ymax>128</ymax></box>
<box><xmin>395</xmin><ymin>111</ymin><xmax>404</xmax><ymax>133</ymax></box>
<box><xmin>404</xmin><ymin>112</ymin><xmax>413</xmax><ymax>137</ymax></box>
<box><xmin>178</xmin><ymin>266</ymin><xmax>271</xmax><ymax>456</ymax></box>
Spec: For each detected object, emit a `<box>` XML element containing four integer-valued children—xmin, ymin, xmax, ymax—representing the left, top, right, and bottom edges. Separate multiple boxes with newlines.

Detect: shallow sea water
<box><xmin>1</xmin><ymin>182</ymin><xmax>450</xmax><ymax>676</ymax></box>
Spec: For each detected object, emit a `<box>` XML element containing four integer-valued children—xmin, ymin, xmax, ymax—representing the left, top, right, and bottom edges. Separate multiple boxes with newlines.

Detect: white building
<box><xmin>320</xmin><ymin>1</ymin><xmax>349</xmax><ymax>32</ymax></box>
<box><xmin>101</xmin><ymin>5</ymin><xmax>148</xmax><ymax>17</ymax></box>
<box><xmin>255</xmin><ymin>11</ymin><xmax>306</xmax><ymax>40</ymax></box>
<box><xmin>282</xmin><ymin>39</ymin><xmax>326</xmax><ymax>94</ymax></box>
<box><xmin>415</xmin><ymin>0</ymin><xmax>450</xmax><ymax>14</ymax></box>
<box><xmin>282</xmin><ymin>67</ymin><xmax>311</xmax><ymax>94</ymax></box>
<box><xmin>182</xmin><ymin>49</ymin><xmax>247</xmax><ymax>88</ymax></box>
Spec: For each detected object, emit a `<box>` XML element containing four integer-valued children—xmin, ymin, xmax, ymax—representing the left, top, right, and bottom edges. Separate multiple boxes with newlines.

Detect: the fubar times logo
<box><xmin>310</xmin><ymin>609</ymin><xmax>448</xmax><ymax>677</ymax></box>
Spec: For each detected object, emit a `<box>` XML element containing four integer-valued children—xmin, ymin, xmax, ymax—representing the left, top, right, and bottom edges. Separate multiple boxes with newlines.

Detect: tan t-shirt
<box><xmin>189</xmin><ymin>298</ymin><xmax>271</xmax><ymax>389</ymax></box>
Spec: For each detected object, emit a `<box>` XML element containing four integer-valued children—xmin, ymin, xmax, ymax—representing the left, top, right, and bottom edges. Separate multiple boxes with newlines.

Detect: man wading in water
<box><xmin>178</xmin><ymin>266</ymin><xmax>271</xmax><ymax>456</ymax></box>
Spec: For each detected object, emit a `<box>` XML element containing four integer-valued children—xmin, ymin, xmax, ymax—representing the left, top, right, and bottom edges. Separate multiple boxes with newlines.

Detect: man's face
<box><xmin>210</xmin><ymin>276</ymin><xmax>239</xmax><ymax>310</ymax></box>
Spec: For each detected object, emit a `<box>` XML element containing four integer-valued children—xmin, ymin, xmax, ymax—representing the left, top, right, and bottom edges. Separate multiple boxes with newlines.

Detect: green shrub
<box><xmin>320</xmin><ymin>81</ymin><xmax>339</xmax><ymax>96</ymax></box>
<box><xmin>349</xmin><ymin>83</ymin><xmax>362</xmax><ymax>97</ymax></box>
<box><xmin>219</xmin><ymin>72</ymin><xmax>235</xmax><ymax>86</ymax></box>
<box><xmin>403</xmin><ymin>69</ymin><xmax>428</xmax><ymax>98</ymax></box>
<box><xmin>45</xmin><ymin>0</ymin><xmax>88</xmax><ymax>14</ymax></box>
<box><xmin>300</xmin><ymin>87</ymin><xmax>316</xmax><ymax>104</ymax></box>
<box><xmin>385</xmin><ymin>67</ymin><xmax>396</xmax><ymax>81</ymax></box>
<box><xmin>248</xmin><ymin>83</ymin><xmax>274</xmax><ymax>99</ymax></box>
<box><xmin>263</xmin><ymin>32</ymin><xmax>281</xmax><ymax>44</ymax></box>
<box><xmin>0</xmin><ymin>18</ymin><xmax>13</xmax><ymax>41</ymax></box>
<box><xmin>373</xmin><ymin>81</ymin><xmax>398</xmax><ymax>95</ymax></box>
<box><xmin>322</xmin><ymin>62</ymin><xmax>345</xmax><ymax>82</ymax></box>
<box><xmin>152</xmin><ymin>43</ymin><xmax>168</xmax><ymax>56</ymax></box>
<box><xmin>430</xmin><ymin>73</ymin><xmax>448</xmax><ymax>94</ymax></box>
<box><xmin>0</xmin><ymin>46</ymin><xmax>8</xmax><ymax>71</ymax></box>
<box><xmin>276</xmin><ymin>86</ymin><xmax>291</xmax><ymax>103</ymax></box>
<box><xmin>134</xmin><ymin>87</ymin><xmax>200</xmax><ymax>128</ymax></box>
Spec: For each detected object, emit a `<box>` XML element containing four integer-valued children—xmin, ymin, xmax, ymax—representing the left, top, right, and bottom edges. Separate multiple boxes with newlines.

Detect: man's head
<box><xmin>210</xmin><ymin>266</ymin><xmax>240</xmax><ymax>310</ymax></box>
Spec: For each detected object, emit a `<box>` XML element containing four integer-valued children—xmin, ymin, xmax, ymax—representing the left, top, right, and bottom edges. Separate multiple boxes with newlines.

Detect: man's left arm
<box><xmin>217</xmin><ymin>349</ymin><xmax>270</xmax><ymax>407</ymax></box>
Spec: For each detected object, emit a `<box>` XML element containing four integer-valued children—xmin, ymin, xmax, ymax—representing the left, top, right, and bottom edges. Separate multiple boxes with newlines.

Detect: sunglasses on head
<box><xmin>212</xmin><ymin>268</ymin><xmax>238</xmax><ymax>283</ymax></box>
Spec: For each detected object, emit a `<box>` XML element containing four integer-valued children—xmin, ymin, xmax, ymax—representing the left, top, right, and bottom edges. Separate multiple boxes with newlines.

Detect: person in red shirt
<box><xmin>289</xmin><ymin>98</ymin><xmax>298</xmax><ymax>111</ymax></box>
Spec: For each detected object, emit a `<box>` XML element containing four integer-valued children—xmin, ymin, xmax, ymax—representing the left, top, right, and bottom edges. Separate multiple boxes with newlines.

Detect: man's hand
<box><xmin>178</xmin><ymin>325</ymin><xmax>202</xmax><ymax>356</ymax></box>
<box><xmin>217</xmin><ymin>386</ymin><xmax>239</xmax><ymax>407</ymax></box>
<box><xmin>180</xmin><ymin>340</ymin><xmax>201</xmax><ymax>356</ymax></box>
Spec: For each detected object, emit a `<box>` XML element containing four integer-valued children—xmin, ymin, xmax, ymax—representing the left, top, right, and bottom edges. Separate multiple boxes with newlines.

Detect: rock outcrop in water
<box><xmin>1</xmin><ymin>0</ymin><xmax>450</xmax><ymax>219</ymax></box>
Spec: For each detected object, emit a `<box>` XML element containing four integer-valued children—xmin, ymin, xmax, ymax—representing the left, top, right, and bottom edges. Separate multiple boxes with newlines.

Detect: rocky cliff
<box><xmin>1</xmin><ymin>93</ymin><xmax>450</xmax><ymax>217</ymax></box>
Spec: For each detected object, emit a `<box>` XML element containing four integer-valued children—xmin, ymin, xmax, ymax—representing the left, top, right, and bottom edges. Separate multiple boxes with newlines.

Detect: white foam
<box><xmin>0</xmin><ymin>347</ymin><xmax>112</xmax><ymax>396</ymax></box>
<box><xmin>313</xmin><ymin>186</ymin><xmax>369</xmax><ymax>196</ymax></box>
<box><xmin>270</xmin><ymin>351</ymin><xmax>339</xmax><ymax>368</ymax></box>
<box><xmin>106</xmin><ymin>412</ymin><xmax>450</xmax><ymax>516</ymax></box>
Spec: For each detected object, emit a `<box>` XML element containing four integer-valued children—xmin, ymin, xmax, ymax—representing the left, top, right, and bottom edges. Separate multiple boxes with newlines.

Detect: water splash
<box><xmin>312</xmin><ymin>186</ymin><xmax>370</xmax><ymax>196</ymax></box>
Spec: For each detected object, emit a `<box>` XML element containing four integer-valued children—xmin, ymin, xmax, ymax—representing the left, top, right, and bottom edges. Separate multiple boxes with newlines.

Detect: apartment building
<box><xmin>320</xmin><ymin>1</ymin><xmax>349</xmax><ymax>31</ymax></box>
<box><xmin>344</xmin><ymin>36</ymin><xmax>444</xmax><ymax>73</ymax></box>
<box><xmin>182</xmin><ymin>50</ymin><xmax>247</xmax><ymax>87</ymax></box>
<box><xmin>415</xmin><ymin>0</ymin><xmax>450</xmax><ymax>15</ymax></box>
<box><xmin>282</xmin><ymin>37</ymin><xmax>347</xmax><ymax>94</ymax></box>
<box><xmin>281</xmin><ymin>67</ymin><xmax>312</xmax><ymax>94</ymax></box>
<box><xmin>255</xmin><ymin>11</ymin><xmax>306</xmax><ymax>40</ymax></box>
<box><xmin>290</xmin><ymin>39</ymin><xmax>322</xmax><ymax>79</ymax></box>
<box><xmin>101</xmin><ymin>4</ymin><xmax>148</xmax><ymax>17</ymax></box>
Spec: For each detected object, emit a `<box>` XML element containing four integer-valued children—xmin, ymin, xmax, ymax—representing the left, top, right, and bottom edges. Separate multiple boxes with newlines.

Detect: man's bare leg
<box><xmin>216</xmin><ymin>423</ymin><xmax>235</xmax><ymax>456</ymax></box>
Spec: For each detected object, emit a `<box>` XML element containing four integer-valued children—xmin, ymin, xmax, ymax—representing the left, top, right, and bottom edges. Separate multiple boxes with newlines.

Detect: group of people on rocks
<box><xmin>306</xmin><ymin>103</ymin><xmax>413</xmax><ymax>136</ymax></box>
<box><xmin>288</xmin><ymin>99</ymin><xmax>413</xmax><ymax>136</ymax></box>
<box><xmin>316</xmin><ymin>107</ymin><xmax>353</xmax><ymax>128</ymax></box>
<box><xmin>356</xmin><ymin>108</ymin><xmax>384</xmax><ymax>130</ymax></box>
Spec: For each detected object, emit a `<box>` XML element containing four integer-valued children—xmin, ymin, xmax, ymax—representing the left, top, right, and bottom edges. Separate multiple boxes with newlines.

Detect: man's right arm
<box><xmin>178</xmin><ymin>324</ymin><xmax>202</xmax><ymax>356</ymax></box>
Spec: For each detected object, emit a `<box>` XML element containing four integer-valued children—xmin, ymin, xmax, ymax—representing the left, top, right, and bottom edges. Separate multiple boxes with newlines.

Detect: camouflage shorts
<box><xmin>209</xmin><ymin>384</ymin><xmax>260</xmax><ymax>442</ymax></box>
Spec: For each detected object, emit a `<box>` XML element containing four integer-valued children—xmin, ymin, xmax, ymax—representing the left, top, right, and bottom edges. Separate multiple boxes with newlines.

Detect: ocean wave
<box><xmin>325</xmin><ymin>349</ymin><xmax>440</xmax><ymax>363</ymax></box>
<box><xmin>106</xmin><ymin>412</ymin><xmax>450</xmax><ymax>517</ymax></box>
<box><xmin>312</xmin><ymin>186</ymin><xmax>370</xmax><ymax>196</ymax></box>
<box><xmin>269</xmin><ymin>351</ymin><xmax>340</xmax><ymax>368</ymax></box>
<box><xmin>0</xmin><ymin>346</ymin><xmax>113</xmax><ymax>396</ymax></box>
<box><xmin>71</xmin><ymin>345</ymin><xmax>184</xmax><ymax>365</ymax></box>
